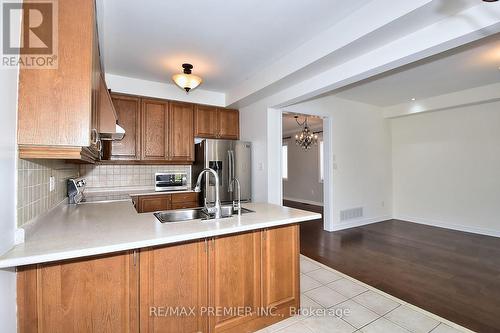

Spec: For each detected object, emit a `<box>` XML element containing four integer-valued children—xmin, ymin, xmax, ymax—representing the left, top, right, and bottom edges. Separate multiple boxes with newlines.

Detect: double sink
<box><xmin>154</xmin><ymin>206</ymin><xmax>254</xmax><ymax>223</ymax></box>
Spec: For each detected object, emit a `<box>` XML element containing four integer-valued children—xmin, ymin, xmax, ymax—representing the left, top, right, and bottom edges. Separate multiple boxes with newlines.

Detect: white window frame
<box><xmin>282</xmin><ymin>143</ymin><xmax>288</xmax><ymax>180</ymax></box>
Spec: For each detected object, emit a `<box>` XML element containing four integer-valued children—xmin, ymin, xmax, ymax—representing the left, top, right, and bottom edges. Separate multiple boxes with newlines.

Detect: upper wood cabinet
<box><xmin>17</xmin><ymin>251</ymin><xmax>139</xmax><ymax>333</ymax></box>
<box><xmin>169</xmin><ymin>102</ymin><xmax>195</xmax><ymax>161</ymax></box>
<box><xmin>194</xmin><ymin>105</ymin><xmax>218</xmax><ymax>138</ymax></box>
<box><xmin>17</xmin><ymin>0</ymin><xmax>101</xmax><ymax>162</ymax></box>
<box><xmin>140</xmin><ymin>241</ymin><xmax>208</xmax><ymax>333</ymax></box>
<box><xmin>195</xmin><ymin>106</ymin><xmax>240</xmax><ymax>140</ymax></box>
<box><xmin>217</xmin><ymin>109</ymin><xmax>240</xmax><ymax>140</ymax></box>
<box><xmin>141</xmin><ymin>99</ymin><xmax>169</xmax><ymax>161</ymax></box>
<box><xmin>108</xmin><ymin>94</ymin><xmax>141</xmax><ymax>160</ymax></box>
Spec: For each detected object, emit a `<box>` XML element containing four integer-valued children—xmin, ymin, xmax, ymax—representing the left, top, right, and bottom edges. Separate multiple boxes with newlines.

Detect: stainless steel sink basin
<box><xmin>154</xmin><ymin>206</ymin><xmax>254</xmax><ymax>223</ymax></box>
<box><xmin>154</xmin><ymin>208</ymin><xmax>208</xmax><ymax>223</ymax></box>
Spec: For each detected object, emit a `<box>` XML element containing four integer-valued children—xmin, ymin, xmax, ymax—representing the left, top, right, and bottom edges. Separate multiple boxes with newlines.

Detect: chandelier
<box><xmin>294</xmin><ymin>116</ymin><xmax>318</xmax><ymax>150</ymax></box>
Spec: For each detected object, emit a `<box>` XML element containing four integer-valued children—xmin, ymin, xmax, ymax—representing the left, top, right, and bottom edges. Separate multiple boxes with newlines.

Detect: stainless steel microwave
<box><xmin>155</xmin><ymin>172</ymin><xmax>188</xmax><ymax>192</ymax></box>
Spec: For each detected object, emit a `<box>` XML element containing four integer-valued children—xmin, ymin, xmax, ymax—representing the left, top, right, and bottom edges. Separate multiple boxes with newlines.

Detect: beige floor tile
<box><xmin>304</xmin><ymin>286</ymin><xmax>348</xmax><ymax>308</ymax></box>
<box><xmin>385</xmin><ymin>305</ymin><xmax>440</xmax><ymax>333</ymax></box>
<box><xmin>327</xmin><ymin>278</ymin><xmax>368</xmax><ymax>298</ymax></box>
<box><xmin>301</xmin><ymin>274</ymin><xmax>323</xmax><ymax>292</ymax></box>
<box><xmin>430</xmin><ymin>323</ymin><xmax>465</xmax><ymax>333</ymax></box>
<box><xmin>306</xmin><ymin>268</ymin><xmax>343</xmax><ymax>284</ymax></box>
<box><xmin>301</xmin><ymin>294</ymin><xmax>324</xmax><ymax>310</ymax></box>
<box><xmin>302</xmin><ymin>314</ymin><xmax>356</xmax><ymax>333</ymax></box>
<box><xmin>275</xmin><ymin>321</ymin><xmax>314</xmax><ymax>333</ymax></box>
<box><xmin>360</xmin><ymin>317</ymin><xmax>411</xmax><ymax>333</ymax></box>
<box><xmin>332</xmin><ymin>299</ymin><xmax>380</xmax><ymax>329</ymax></box>
<box><xmin>352</xmin><ymin>291</ymin><xmax>400</xmax><ymax>316</ymax></box>
<box><xmin>300</xmin><ymin>259</ymin><xmax>322</xmax><ymax>273</ymax></box>
<box><xmin>257</xmin><ymin>316</ymin><xmax>300</xmax><ymax>333</ymax></box>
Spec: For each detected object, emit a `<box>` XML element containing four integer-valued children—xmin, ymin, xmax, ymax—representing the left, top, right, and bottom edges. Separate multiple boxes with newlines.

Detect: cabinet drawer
<box><xmin>138</xmin><ymin>195</ymin><xmax>171</xmax><ymax>213</ymax></box>
<box><xmin>171</xmin><ymin>192</ymin><xmax>198</xmax><ymax>203</ymax></box>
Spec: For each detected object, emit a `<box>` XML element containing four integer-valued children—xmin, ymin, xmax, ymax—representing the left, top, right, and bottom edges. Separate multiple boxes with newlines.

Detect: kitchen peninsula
<box><xmin>1</xmin><ymin>200</ymin><xmax>320</xmax><ymax>333</ymax></box>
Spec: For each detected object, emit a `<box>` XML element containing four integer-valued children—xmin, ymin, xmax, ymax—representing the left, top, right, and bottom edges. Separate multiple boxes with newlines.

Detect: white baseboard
<box><xmin>283</xmin><ymin>197</ymin><xmax>323</xmax><ymax>207</ymax></box>
<box><xmin>396</xmin><ymin>215</ymin><xmax>500</xmax><ymax>238</ymax></box>
<box><xmin>331</xmin><ymin>215</ymin><xmax>392</xmax><ymax>232</ymax></box>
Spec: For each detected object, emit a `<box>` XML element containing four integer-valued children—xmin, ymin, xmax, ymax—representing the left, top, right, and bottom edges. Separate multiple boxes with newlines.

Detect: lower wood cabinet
<box><xmin>140</xmin><ymin>240</ymin><xmax>208</xmax><ymax>333</ymax></box>
<box><xmin>17</xmin><ymin>225</ymin><xmax>299</xmax><ymax>333</ymax></box>
<box><xmin>17</xmin><ymin>251</ymin><xmax>139</xmax><ymax>333</ymax></box>
<box><xmin>134</xmin><ymin>192</ymin><xmax>199</xmax><ymax>213</ymax></box>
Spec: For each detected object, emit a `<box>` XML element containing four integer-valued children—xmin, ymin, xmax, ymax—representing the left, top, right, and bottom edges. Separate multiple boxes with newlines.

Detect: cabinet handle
<box><xmin>204</xmin><ymin>239</ymin><xmax>208</xmax><ymax>253</ymax></box>
<box><xmin>263</xmin><ymin>229</ymin><xmax>267</xmax><ymax>241</ymax></box>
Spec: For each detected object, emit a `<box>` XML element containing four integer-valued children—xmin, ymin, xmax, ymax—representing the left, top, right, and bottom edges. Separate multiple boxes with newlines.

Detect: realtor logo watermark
<box><xmin>1</xmin><ymin>0</ymin><xmax>58</xmax><ymax>68</ymax></box>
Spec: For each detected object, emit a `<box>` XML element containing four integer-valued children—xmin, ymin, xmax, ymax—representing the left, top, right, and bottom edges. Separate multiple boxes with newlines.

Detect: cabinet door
<box><xmin>17</xmin><ymin>251</ymin><xmax>139</xmax><ymax>333</ymax></box>
<box><xmin>169</xmin><ymin>102</ymin><xmax>194</xmax><ymax>161</ymax></box>
<box><xmin>194</xmin><ymin>105</ymin><xmax>218</xmax><ymax>138</ymax></box>
<box><xmin>138</xmin><ymin>195</ymin><xmax>171</xmax><ymax>213</ymax></box>
<box><xmin>217</xmin><ymin>109</ymin><xmax>239</xmax><ymax>140</ymax></box>
<box><xmin>141</xmin><ymin>99</ymin><xmax>169</xmax><ymax>160</ymax></box>
<box><xmin>140</xmin><ymin>241</ymin><xmax>208</xmax><ymax>333</ymax></box>
<box><xmin>110</xmin><ymin>95</ymin><xmax>141</xmax><ymax>160</ymax></box>
<box><xmin>261</xmin><ymin>225</ymin><xmax>300</xmax><ymax>310</ymax></box>
<box><xmin>209</xmin><ymin>232</ymin><xmax>261</xmax><ymax>333</ymax></box>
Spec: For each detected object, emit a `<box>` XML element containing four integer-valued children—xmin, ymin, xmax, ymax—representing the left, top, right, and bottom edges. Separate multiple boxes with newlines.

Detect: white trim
<box><xmin>283</xmin><ymin>197</ymin><xmax>323</xmax><ymax>207</ymax></box>
<box><xmin>332</xmin><ymin>215</ymin><xmax>392</xmax><ymax>232</ymax></box>
<box><xmin>396</xmin><ymin>215</ymin><xmax>500</xmax><ymax>239</ymax></box>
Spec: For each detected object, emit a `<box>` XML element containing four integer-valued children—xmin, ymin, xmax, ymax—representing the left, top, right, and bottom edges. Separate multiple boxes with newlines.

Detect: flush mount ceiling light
<box><xmin>482</xmin><ymin>0</ymin><xmax>498</xmax><ymax>2</ymax></box>
<box><xmin>294</xmin><ymin>115</ymin><xmax>318</xmax><ymax>150</ymax></box>
<box><xmin>172</xmin><ymin>63</ymin><xmax>202</xmax><ymax>93</ymax></box>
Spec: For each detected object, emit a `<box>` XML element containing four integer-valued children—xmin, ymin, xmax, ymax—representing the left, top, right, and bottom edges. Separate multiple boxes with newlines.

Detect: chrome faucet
<box><xmin>194</xmin><ymin>168</ymin><xmax>222</xmax><ymax>218</ymax></box>
<box><xmin>230</xmin><ymin>178</ymin><xmax>241</xmax><ymax>215</ymax></box>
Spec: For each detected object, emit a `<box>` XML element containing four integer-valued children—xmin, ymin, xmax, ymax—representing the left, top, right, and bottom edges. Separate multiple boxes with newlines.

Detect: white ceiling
<box><xmin>333</xmin><ymin>35</ymin><xmax>500</xmax><ymax>107</ymax></box>
<box><xmin>282</xmin><ymin>113</ymin><xmax>323</xmax><ymax>136</ymax></box>
<box><xmin>100</xmin><ymin>0</ymin><xmax>368</xmax><ymax>92</ymax></box>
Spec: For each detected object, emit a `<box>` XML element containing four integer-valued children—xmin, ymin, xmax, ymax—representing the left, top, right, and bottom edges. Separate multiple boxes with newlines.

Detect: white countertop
<box><xmin>0</xmin><ymin>201</ymin><xmax>321</xmax><ymax>269</ymax></box>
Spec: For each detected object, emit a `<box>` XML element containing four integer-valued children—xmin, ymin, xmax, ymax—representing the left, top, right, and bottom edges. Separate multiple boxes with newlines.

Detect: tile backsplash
<box><xmin>17</xmin><ymin>159</ymin><xmax>79</xmax><ymax>227</ymax></box>
<box><xmin>79</xmin><ymin>164</ymin><xmax>191</xmax><ymax>189</ymax></box>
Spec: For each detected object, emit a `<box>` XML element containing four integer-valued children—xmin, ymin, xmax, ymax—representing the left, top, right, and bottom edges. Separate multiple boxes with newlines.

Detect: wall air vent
<box><xmin>340</xmin><ymin>207</ymin><xmax>363</xmax><ymax>221</ymax></box>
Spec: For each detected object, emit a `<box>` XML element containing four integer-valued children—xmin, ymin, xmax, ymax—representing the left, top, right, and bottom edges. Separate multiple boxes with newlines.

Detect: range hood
<box><xmin>100</xmin><ymin>123</ymin><xmax>125</xmax><ymax>141</ymax></box>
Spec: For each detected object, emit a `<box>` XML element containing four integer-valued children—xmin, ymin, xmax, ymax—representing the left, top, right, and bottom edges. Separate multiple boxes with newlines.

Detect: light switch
<box><xmin>49</xmin><ymin>176</ymin><xmax>55</xmax><ymax>192</ymax></box>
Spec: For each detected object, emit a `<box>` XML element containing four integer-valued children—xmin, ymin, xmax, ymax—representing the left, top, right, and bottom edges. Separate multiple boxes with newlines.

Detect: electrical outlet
<box><xmin>49</xmin><ymin>176</ymin><xmax>55</xmax><ymax>192</ymax></box>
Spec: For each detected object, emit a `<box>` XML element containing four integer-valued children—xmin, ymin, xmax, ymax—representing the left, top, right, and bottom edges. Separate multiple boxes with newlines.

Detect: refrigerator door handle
<box><xmin>228</xmin><ymin>150</ymin><xmax>233</xmax><ymax>192</ymax></box>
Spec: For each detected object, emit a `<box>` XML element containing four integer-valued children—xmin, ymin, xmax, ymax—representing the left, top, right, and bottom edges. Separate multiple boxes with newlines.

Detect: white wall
<box><xmin>286</xmin><ymin>96</ymin><xmax>393</xmax><ymax>229</ymax></box>
<box><xmin>392</xmin><ymin>101</ymin><xmax>500</xmax><ymax>237</ymax></box>
<box><xmin>239</xmin><ymin>101</ymin><xmax>269</xmax><ymax>203</ymax></box>
<box><xmin>283</xmin><ymin>133</ymin><xmax>324</xmax><ymax>205</ymax></box>
<box><xmin>0</xmin><ymin>11</ymin><xmax>20</xmax><ymax>332</ymax></box>
<box><xmin>105</xmin><ymin>73</ymin><xmax>226</xmax><ymax>107</ymax></box>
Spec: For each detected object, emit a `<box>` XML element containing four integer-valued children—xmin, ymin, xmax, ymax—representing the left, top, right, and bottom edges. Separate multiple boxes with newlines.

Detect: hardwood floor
<box><xmin>285</xmin><ymin>200</ymin><xmax>500</xmax><ymax>333</ymax></box>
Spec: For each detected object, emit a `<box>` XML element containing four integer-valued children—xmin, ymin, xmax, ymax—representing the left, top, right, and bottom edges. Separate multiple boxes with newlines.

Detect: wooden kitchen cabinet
<box><xmin>195</xmin><ymin>106</ymin><xmax>240</xmax><ymax>140</ymax></box>
<box><xmin>217</xmin><ymin>109</ymin><xmax>240</xmax><ymax>140</ymax></box>
<box><xmin>17</xmin><ymin>251</ymin><xmax>139</xmax><ymax>333</ymax></box>
<box><xmin>136</xmin><ymin>194</ymin><xmax>171</xmax><ymax>213</ymax></box>
<box><xmin>16</xmin><ymin>225</ymin><xmax>299</xmax><ymax>333</ymax></box>
<box><xmin>139</xmin><ymin>241</ymin><xmax>208</xmax><ymax>333</ymax></box>
<box><xmin>209</xmin><ymin>232</ymin><xmax>262</xmax><ymax>333</ymax></box>
<box><xmin>194</xmin><ymin>105</ymin><xmax>219</xmax><ymax>138</ymax></box>
<box><xmin>261</xmin><ymin>225</ymin><xmax>300</xmax><ymax>311</ymax></box>
<box><xmin>141</xmin><ymin>99</ymin><xmax>169</xmax><ymax>161</ymax></box>
<box><xmin>134</xmin><ymin>192</ymin><xmax>199</xmax><ymax>213</ymax></box>
<box><xmin>107</xmin><ymin>94</ymin><xmax>141</xmax><ymax>160</ymax></box>
<box><xmin>169</xmin><ymin>101</ymin><xmax>195</xmax><ymax>161</ymax></box>
<box><xmin>17</xmin><ymin>0</ymin><xmax>102</xmax><ymax>163</ymax></box>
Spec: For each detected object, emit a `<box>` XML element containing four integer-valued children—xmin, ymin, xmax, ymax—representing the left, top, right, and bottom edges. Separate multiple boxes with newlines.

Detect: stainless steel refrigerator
<box><xmin>193</xmin><ymin>139</ymin><xmax>252</xmax><ymax>204</ymax></box>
